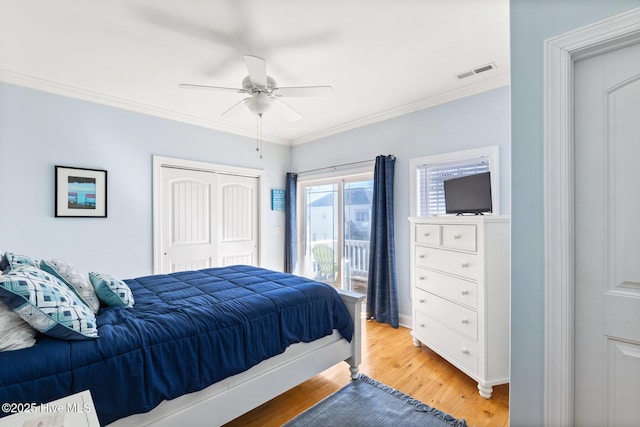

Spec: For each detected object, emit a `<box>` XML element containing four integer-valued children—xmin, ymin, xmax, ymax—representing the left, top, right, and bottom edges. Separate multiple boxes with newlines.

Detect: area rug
<box><xmin>283</xmin><ymin>374</ymin><xmax>467</xmax><ymax>427</ymax></box>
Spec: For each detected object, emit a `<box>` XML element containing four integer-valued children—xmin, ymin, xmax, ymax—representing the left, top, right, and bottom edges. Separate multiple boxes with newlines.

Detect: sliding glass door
<box><xmin>299</xmin><ymin>176</ymin><xmax>373</xmax><ymax>294</ymax></box>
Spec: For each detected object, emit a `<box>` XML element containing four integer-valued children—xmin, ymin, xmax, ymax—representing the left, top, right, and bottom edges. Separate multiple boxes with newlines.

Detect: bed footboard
<box><xmin>109</xmin><ymin>289</ymin><xmax>364</xmax><ymax>427</ymax></box>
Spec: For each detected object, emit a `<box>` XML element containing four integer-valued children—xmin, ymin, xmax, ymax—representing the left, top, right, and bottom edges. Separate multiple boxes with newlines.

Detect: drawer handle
<box><xmin>461</xmin><ymin>262</ymin><xmax>470</xmax><ymax>268</ymax></box>
<box><xmin>454</xmin><ymin>234</ymin><xmax>462</xmax><ymax>240</ymax></box>
<box><xmin>424</xmin><ymin>232</ymin><xmax>430</xmax><ymax>237</ymax></box>
<box><xmin>419</xmin><ymin>276</ymin><xmax>426</xmax><ymax>281</ymax></box>
<box><xmin>419</xmin><ymin>254</ymin><xmax>426</xmax><ymax>259</ymax></box>
<box><xmin>461</xmin><ymin>318</ymin><xmax>469</xmax><ymax>325</ymax></box>
<box><xmin>420</xmin><ymin>323</ymin><xmax>426</xmax><ymax>328</ymax></box>
<box><xmin>419</xmin><ymin>299</ymin><xmax>426</xmax><ymax>304</ymax></box>
<box><xmin>461</xmin><ymin>290</ymin><xmax>469</xmax><ymax>296</ymax></box>
<box><xmin>461</xmin><ymin>348</ymin><xmax>470</xmax><ymax>355</ymax></box>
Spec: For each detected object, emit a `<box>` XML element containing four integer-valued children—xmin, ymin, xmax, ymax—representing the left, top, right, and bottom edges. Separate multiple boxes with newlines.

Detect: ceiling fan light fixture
<box><xmin>244</xmin><ymin>94</ymin><xmax>272</xmax><ymax>115</ymax></box>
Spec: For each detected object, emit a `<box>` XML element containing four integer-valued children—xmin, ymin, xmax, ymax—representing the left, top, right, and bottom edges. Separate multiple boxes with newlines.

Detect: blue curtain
<box><xmin>366</xmin><ymin>155</ymin><xmax>399</xmax><ymax>328</ymax></box>
<box><xmin>284</xmin><ymin>173</ymin><xmax>297</xmax><ymax>273</ymax></box>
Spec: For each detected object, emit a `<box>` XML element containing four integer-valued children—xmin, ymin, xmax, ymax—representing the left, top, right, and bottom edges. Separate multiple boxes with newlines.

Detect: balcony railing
<box><xmin>344</xmin><ymin>239</ymin><xmax>369</xmax><ymax>278</ymax></box>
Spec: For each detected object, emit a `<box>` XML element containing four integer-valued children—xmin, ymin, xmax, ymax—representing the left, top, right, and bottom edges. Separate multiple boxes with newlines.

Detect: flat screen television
<box><xmin>443</xmin><ymin>171</ymin><xmax>492</xmax><ymax>215</ymax></box>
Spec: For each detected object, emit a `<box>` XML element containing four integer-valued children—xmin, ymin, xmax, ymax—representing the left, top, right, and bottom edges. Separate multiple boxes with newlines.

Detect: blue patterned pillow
<box><xmin>0</xmin><ymin>266</ymin><xmax>98</xmax><ymax>340</ymax></box>
<box><xmin>5</xmin><ymin>252</ymin><xmax>39</xmax><ymax>270</ymax></box>
<box><xmin>40</xmin><ymin>259</ymin><xmax>101</xmax><ymax>313</ymax></box>
<box><xmin>89</xmin><ymin>272</ymin><xmax>134</xmax><ymax>308</ymax></box>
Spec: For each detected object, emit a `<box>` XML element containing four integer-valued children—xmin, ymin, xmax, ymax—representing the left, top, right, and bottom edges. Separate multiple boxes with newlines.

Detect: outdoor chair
<box><xmin>311</xmin><ymin>244</ymin><xmax>337</xmax><ymax>283</ymax></box>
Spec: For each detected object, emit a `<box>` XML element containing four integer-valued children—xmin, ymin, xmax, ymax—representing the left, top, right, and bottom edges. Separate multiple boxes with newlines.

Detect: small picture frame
<box><xmin>271</xmin><ymin>189</ymin><xmax>286</xmax><ymax>210</ymax></box>
<box><xmin>55</xmin><ymin>165</ymin><xmax>107</xmax><ymax>218</ymax></box>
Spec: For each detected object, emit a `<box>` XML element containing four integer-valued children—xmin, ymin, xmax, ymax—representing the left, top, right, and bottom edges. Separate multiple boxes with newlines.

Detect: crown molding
<box><xmin>290</xmin><ymin>72</ymin><xmax>510</xmax><ymax>145</ymax></box>
<box><xmin>1</xmin><ymin>68</ymin><xmax>509</xmax><ymax>147</ymax></box>
<box><xmin>0</xmin><ymin>69</ymin><xmax>291</xmax><ymax>146</ymax></box>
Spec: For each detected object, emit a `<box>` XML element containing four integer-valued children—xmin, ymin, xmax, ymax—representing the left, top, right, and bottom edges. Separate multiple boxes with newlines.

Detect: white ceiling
<box><xmin>0</xmin><ymin>0</ymin><xmax>510</xmax><ymax>145</ymax></box>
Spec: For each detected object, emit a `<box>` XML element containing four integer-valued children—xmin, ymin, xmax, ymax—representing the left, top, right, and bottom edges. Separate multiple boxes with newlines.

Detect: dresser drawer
<box><xmin>413</xmin><ymin>288</ymin><xmax>477</xmax><ymax>340</ymax></box>
<box><xmin>442</xmin><ymin>224</ymin><xmax>477</xmax><ymax>252</ymax></box>
<box><xmin>415</xmin><ymin>224</ymin><xmax>441</xmax><ymax>246</ymax></box>
<box><xmin>415</xmin><ymin>246</ymin><xmax>479</xmax><ymax>280</ymax></box>
<box><xmin>413</xmin><ymin>311</ymin><xmax>478</xmax><ymax>374</ymax></box>
<box><xmin>415</xmin><ymin>266</ymin><xmax>478</xmax><ymax>309</ymax></box>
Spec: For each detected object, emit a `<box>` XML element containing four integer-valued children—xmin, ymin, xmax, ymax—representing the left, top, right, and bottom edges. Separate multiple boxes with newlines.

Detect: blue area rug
<box><xmin>283</xmin><ymin>374</ymin><xmax>467</xmax><ymax>427</ymax></box>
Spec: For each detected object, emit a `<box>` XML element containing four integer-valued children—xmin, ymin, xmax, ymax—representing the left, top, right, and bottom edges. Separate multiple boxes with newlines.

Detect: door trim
<box><xmin>544</xmin><ymin>8</ymin><xmax>640</xmax><ymax>426</ymax></box>
<box><xmin>152</xmin><ymin>155</ymin><xmax>264</xmax><ymax>274</ymax></box>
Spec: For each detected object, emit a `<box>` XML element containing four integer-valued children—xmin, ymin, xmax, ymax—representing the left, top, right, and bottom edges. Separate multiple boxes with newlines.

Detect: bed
<box><xmin>0</xmin><ymin>263</ymin><xmax>364</xmax><ymax>426</ymax></box>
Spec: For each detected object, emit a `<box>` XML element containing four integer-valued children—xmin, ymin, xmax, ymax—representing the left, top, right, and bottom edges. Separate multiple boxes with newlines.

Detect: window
<box><xmin>355</xmin><ymin>211</ymin><xmax>369</xmax><ymax>223</ymax></box>
<box><xmin>410</xmin><ymin>146</ymin><xmax>499</xmax><ymax>217</ymax></box>
<box><xmin>417</xmin><ymin>157</ymin><xmax>490</xmax><ymax>216</ymax></box>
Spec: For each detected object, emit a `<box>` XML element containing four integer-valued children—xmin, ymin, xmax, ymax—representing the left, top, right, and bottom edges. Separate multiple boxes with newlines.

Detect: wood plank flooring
<box><xmin>224</xmin><ymin>319</ymin><xmax>509</xmax><ymax>427</ymax></box>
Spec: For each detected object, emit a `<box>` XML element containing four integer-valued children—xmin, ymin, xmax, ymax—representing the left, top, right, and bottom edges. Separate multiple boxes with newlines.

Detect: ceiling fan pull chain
<box><xmin>256</xmin><ymin>112</ymin><xmax>263</xmax><ymax>159</ymax></box>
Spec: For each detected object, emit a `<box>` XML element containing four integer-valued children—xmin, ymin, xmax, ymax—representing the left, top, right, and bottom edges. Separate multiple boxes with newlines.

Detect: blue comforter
<box><xmin>0</xmin><ymin>265</ymin><xmax>354</xmax><ymax>425</ymax></box>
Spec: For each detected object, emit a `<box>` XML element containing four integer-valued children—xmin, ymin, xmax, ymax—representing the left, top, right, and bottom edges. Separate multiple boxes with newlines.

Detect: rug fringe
<box><xmin>355</xmin><ymin>374</ymin><xmax>467</xmax><ymax>427</ymax></box>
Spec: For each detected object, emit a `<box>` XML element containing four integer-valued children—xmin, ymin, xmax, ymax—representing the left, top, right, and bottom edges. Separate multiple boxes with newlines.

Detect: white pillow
<box><xmin>0</xmin><ymin>300</ymin><xmax>37</xmax><ymax>351</ymax></box>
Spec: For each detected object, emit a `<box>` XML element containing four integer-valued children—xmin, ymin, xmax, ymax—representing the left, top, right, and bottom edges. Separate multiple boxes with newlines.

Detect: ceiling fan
<box><xmin>179</xmin><ymin>54</ymin><xmax>332</xmax><ymax>121</ymax></box>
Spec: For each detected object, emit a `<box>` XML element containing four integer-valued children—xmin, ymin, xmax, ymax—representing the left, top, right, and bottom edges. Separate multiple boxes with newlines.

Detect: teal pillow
<box><xmin>0</xmin><ymin>266</ymin><xmax>98</xmax><ymax>340</ymax></box>
<box><xmin>89</xmin><ymin>272</ymin><xmax>134</xmax><ymax>308</ymax></box>
<box><xmin>40</xmin><ymin>259</ymin><xmax>100</xmax><ymax>313</ymax></box>
<box><xmin>5</xmin><ymin>252</ymin><xmax>39</xmax><ymax>270</ymax></box>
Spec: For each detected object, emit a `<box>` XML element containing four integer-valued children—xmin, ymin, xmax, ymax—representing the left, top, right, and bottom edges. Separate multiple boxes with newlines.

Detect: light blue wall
<box><xmin>292</xmin><ymin>86</ymin><xmax>511</xmax><ymax>322</ymax></box>
<box><xmin>0</xmin><ymin>82</ymin><xmax>290</xmax><ymax>278</ymax></box>
<box><xmin>509</xmin><ymin>1</ymin><xmax>640</xmax><ymax>426</ymax></box>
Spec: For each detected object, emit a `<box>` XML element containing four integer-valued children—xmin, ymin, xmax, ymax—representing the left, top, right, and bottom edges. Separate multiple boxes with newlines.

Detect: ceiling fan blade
<box><xmin>272</xmin><ymin>86</ymin><xmax>333</xmax><ymax>98</ymax></box>
<box><xmin>179</xmin><ymin>83</ymin><xmax>246</xmax><ymax>94</ymax></box>
<box><xmin>244</xmin><ymin>54</ymin><xmax>268</xmax><ymax>88</ymax></box>
<box><xmin>269</xmin><ymin>97</ymin><xmax>303</xmax><ymax>122</ymax></box>
<box><xmin>221</xmin><ymin>97</ymin><xmax>251</xmax><ymax>117</ymax></box>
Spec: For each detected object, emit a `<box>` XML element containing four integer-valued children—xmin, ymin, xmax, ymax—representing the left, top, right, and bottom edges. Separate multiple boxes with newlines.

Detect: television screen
<box><xmin>444</xmin><ymin>172</ymin><xmax>492</xmax><ymax>215</ymax></box>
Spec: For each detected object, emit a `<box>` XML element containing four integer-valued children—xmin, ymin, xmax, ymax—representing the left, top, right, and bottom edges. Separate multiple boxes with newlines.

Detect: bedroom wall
<box><xmin>0</xmin><ymin>82</ymin><xmax>290</xmax><ymax>278</ymax></box>
<box><xmin>509</xmin><ymin>1</ymin><xmax>640</xmax><ymax>426</ymax></box>
<box><xmin>290</xmin><ymin>85</ymin><xmax>511</xmax><ymax>325</ymax></box>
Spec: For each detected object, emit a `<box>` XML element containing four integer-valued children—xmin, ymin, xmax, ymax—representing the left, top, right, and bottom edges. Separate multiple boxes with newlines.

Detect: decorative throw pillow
<box><xmin>0</xmin><ymin>300</ymin><xmax>37</xmax><ymax>351</ymax></box>
<box><xmin>0</xmin><ymin>266</ymin><xmax>98</xmax><ymax>340</ymax></box>
<box><xmin>40</xmin><ymin>259</ymin><xmax>101</xmax><ymax>313</ymax></box>
<box><xmin>89</xmin><ymin>272</ymin><xmax>134</xmax><ymax>308</ymax></box>
<box><xmin>5</xmin><ymin>252</ymin><xmax>39</xmax><ymax>270</ymax></box>
<box><xmin>0</xmin><ymin>252</ymin><xmax>9</xmax><ymax>273</ymax></box>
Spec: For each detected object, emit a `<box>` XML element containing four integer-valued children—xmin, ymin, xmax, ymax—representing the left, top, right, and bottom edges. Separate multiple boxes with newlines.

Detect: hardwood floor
<box><xmin>224</xmin><ymin>319</ymin><xmax>509</xmax><ymax>427</ymax></box>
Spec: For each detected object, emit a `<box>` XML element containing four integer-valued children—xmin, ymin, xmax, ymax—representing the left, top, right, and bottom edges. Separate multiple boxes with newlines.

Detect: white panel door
<box><xmin>159</xmin><ymin>167</ymin><xmax>259</xmax><ymax>273</ymax></box>
<box><xmin>574</xmin><ymin>41</ymin><xmax>640</xmax><ymax>426</ymax></box>
<box><xmin>217</xmin><ymin>173</ymin><xmax>259</xmax><ymax>266</ymax></box>
<box><xmin>160</xmin><ymin>167</ymin><xmax>217</xmax><ymax>273</ymax></box>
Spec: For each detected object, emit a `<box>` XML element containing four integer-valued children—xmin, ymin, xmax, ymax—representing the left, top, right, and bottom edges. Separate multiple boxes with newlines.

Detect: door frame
<box><xmin>152</xmin><ymin>155</ymin><xmax>264</xmax><ymax>274</ymax></box>
<box><xmin>544</xmin><ymin>8</ymin><xmax>640</xmax><ymax>426</ymax></box>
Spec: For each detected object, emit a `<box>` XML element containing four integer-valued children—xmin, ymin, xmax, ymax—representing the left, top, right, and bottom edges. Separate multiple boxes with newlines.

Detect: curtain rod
<box><xmin>295</xmin><ymin>158</ymin><xmax>376</xmax><ymax>176</ymax></box>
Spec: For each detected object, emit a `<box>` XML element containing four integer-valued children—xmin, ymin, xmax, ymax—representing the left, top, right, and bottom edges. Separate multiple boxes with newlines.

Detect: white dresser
<box><xmin>409</xmin><ymin>216</ymin><xmax>510</xmax><ymax>398</ymax></box>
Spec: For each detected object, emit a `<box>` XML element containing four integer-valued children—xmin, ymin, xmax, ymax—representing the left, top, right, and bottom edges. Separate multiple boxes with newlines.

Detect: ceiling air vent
<box><xmin>456</xmin><ymin>62</ymin><xmax>497</xmax><ymax>80</ymax></box>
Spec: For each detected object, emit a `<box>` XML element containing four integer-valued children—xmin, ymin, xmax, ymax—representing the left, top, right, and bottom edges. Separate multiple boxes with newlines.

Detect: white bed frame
<box><xmin>108</xmin><ymin>290</ymin><xmax>364</xmax><ymax>427</ymax></box>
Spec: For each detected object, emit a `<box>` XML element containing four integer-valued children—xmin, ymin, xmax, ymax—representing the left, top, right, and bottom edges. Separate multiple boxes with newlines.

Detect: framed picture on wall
<box><xmin>55</xmin><ymin>165</ymin><xmax>107</xmax><ymax>218</ymax></box>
